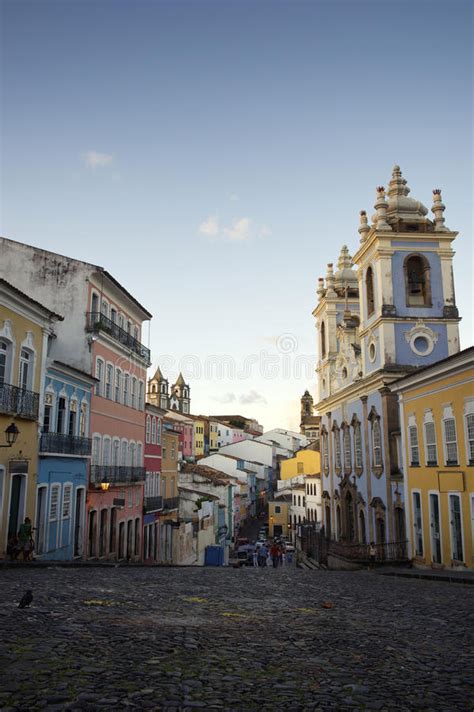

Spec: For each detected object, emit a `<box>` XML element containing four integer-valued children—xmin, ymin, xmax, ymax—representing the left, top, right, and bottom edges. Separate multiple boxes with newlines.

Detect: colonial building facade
<box><xmin>314</xmin><ymin>167</ymin><xmax>460</xmax><ymax>548</ymax></box>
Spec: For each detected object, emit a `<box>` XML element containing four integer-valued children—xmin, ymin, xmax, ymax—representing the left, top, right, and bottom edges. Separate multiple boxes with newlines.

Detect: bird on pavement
<box><xmin>18</xmin><ymin>590</ymin><xmax>33</xmax><ymax>609</ymax></box>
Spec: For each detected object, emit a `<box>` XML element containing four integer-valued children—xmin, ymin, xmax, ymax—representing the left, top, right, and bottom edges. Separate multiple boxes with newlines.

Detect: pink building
<box><xmin>143</xmin><ymin>404</ymin><xmax>164</xmax><ymax>562</ymax></box>
<box><xmin>232</xmin><ymin>428</ymin><xmax>248</xmax><ymax>443</ymax></box>
<box><xmin>160</xmin><ymin>410</ymin><xmax>194</xmax><ymax>460</ymax></box>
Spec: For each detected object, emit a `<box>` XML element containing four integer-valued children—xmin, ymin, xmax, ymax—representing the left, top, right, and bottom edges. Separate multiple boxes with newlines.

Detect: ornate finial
<box><xmin>317</xmin><ymin>277</ymin><xmax>326</xmax><ymax>300</ymax></box>
<box><xmin>337</xmin><ymin>245</ymin><xmax>352</xmax><ymax>271</ymax></box>
<box><xmin>358</xmin><ymin>210</ymin><xmax>370</xmax><ymax>242</ymax></box>
<box><xmin>374</xmin><ymin>186</ymin><xmax>392</xmax><ymax>231</ymax></box>
<box><xmin>325</xmin><ymin>263</ymin><xmax>336</xmax><ymax>298</ymax></box>
<box><xmin>431</xmin><ymin>188</ymin><xmax>449</xmax><ymax>231</ymax></box>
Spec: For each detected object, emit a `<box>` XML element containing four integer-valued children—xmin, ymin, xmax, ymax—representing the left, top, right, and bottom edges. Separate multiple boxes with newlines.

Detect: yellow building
<box><xmin>193</xmin><ymin>418</ymin><xmax>205</xmax><ymax>458</ymax></box>
<box><xmin>209</xmin><ymin>420</ymin><xmax>219</xmax><ymax>452</ymax></box>
<box><xmin>268</xmin><ymin>500</ymin><xmax>291</xmax><ymax>538</ymax></box>
<box><xmin>280</xmin><ymin>448</ymin><xmax>321</xmax><ymax>480</ymax></box>
<box><xmin>160</xmin><ymin>423</ymin><xmax>180</xmax><ymax>563</ymax></box>
<box><xmin>0</xmin><ymin>279</ymin><xmax>61</xmax><ymax>558</ymax></box>
<box><xmin>392</xmin><ymin>347</ymin><xmax>474</xmax><ymax>570</ymax></box>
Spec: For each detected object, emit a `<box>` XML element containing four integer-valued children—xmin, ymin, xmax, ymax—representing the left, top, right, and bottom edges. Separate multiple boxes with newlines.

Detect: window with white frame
<box><xmin>137</xmin><ymin>443</ymin><xmax>143</xmax><ymax>466</ymax></box>
<box><xmin>102</xmin><ymin>437</ymin><xmax>111</xmax><ymax>466</ymax></box>
<box><xmin>0</xmin><ymin>339</ymin><xmax>11</xmax><ymax>385</ymax></box>
<box><xmin>138</xmin><ymin>381</ymin><xmax>144</xmax><ymax>410</ymax></box>
<box><xmin>353</xmin><ymin>421</ymin><xmax>363</xmax><ymax>468</ymax></box>
<box><xmin>156</xmin><ymin>419</ymin><xmax>161</xmax><ymax>445</ymax></box>
<box><xmin>62</xmin><ymin>485</ymin><xmax>72</xmax><ymax>518</ymax></box>
<box><xmin>105</xmin><ymin>364</ymin><xmax>113</xmax><ymax>399</ymax></box>
<box><xmin>50</xmin><ymin>484</ymin><xmax>60</xmax><ymax>521</ymax></box>
<box><xmin>112</xmin><ymin>438</ymin><xmax>120</xmax><ymax>466</ymax></box>
<box><xmin>121</xmin><ymin>440</ymin><xmax>127</xmax><ymax>466</ymax></box>
<box><xmin>123</xmin><ymin>373</ymin><xmax>129</xmax><ymax>406</ymax></box>
<box><xmin>114</xmin><ymin>368</ymin><xmax>121</xmax><ymax>403</ymax></box>
<box><xmin>464</xmin><ymin>400</ymin><xmax>474</xmax><ymax>466</ymax></box>
<box><xmin>321</xmin><ymin>429</ymin><xmax>329</xmax><ymax>473</ymax></box>
<box><xmin>92</xmin><ymin>436</ymin><xmax>101</xmax><ymax>465</ymax></box>
<box><xmin>372</xmin><ymin>419</ymin><xmax>382</xmax><ymax>467</ymax></box>
<box><xmin>443</xmin><ymin>407</ymin><xmax>458</xmax><ymax>465</ymax></box>
<box><xmin>68</xmin><ymin>399</ymin><xmax>77</xmax><ymax>436</ymax></box>
<box><xmin>79</xmin><ymin>402</ymin><xmax>87</xmax><ymax>437</ymax></box>
<box><xmin>95</xmin><ymin>358</ymin><xmax>104</xmax><ymax>396</ymax></box>
<box><xmin>129</xmin><ymin>442</ymin><xmax>136</xmax><ymax>467</ymax></box>
<box><xmin>151</xmin><ymin>417</ymin><xmax>156</xmax><ymax>444</ymax></box>
<box><xmin>19</xmin><ymin>348</ymin><xmax>33</xmax><ymax>390</ymax></box>
<box><xmin>146</xmin><ymin>415</ymin><xmax>151</xmax><ymax>444</ymax></box>
<box><xmin>333</xmin><ymin>426</ymin><xmax>341</xmax><ymax>471</ymax></box>
<box><xmin>131</xmin><ymin>378</ymin><xmax>137</xmax><ymax>409</ymax></box>
<box><xmin>412</xmin><ymin>491</ymin><xmax>423</xmax><ymax>557</ymax></box>
<box><xmin>408</xmin><ymin>417</ymin><xmax>420</xmax><ymax>466</ymax></box>
<box><xmin>423</xmin><ymin>411</ymin><xmax>438</xmax><ymax>465</ymax></box>
<box><xmin>343</xmin><ymin>426</ymin><xmax>351</xmax><ymax>471</ymax></box>
<box><xmin>101</xmin><ymin>300</ymin><xmax>108</xmax><ymax>318</ymax></box>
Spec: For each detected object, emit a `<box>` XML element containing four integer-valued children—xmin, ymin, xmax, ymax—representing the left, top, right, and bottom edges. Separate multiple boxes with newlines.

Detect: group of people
<box><xmin>253</xmin><ymin>540</ymin><xmax>293</xmax><ymax>568</ymax></box>
<box><xmin>7</xmin><ymin>517</ymin><xmax>34</xmax><ymax>561</ymax></box>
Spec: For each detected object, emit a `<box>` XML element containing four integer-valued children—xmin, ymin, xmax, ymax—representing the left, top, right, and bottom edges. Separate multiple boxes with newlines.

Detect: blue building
<box><xmin>36</xmin><ymin>361</ymin><xmax>95</xmax><ymax>560</ymax></box>
<box><xmin>313</xmin><ymin>166</ymin><xmax>460</xmax><ymax>552</ymax></box>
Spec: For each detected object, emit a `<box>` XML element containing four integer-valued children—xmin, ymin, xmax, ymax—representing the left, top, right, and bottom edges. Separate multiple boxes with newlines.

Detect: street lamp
<box><xmin>100</xmin><ymin>476</ymin><xmax>110</xmax><ymax>492</ymax></box>
<box><xmin>0</xmin><ymin>422</ymin><xmax>20</xmax><ymax>448</ymax></box>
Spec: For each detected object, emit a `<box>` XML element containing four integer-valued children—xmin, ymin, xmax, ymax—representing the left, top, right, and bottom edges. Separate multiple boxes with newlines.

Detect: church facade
<box><xmin>313</xmin><ymin>166</ymin><xmax>460</xmax><ymax>547</ymax></box>
<box><xmin>147</xmin><ymin>368</ymin><xmax>191</xmax><ymax>414</ymax></box>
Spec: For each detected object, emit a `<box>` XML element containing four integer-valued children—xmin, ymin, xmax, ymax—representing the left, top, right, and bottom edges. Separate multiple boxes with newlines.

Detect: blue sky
<box><xmin>1</xmin><ymin>0</ymin><xmax>472</xmax><ymax>430</ymax></box>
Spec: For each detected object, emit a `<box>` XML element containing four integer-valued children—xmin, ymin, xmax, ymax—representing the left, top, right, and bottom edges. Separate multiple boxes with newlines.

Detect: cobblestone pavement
<box><xmin>0</xmin><ymin>566</ymin><xmax>473</xmax><ymax>711</ymax></box>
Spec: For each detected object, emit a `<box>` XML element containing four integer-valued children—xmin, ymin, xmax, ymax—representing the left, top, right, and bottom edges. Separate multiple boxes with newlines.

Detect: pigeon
<box><xmin>18</xmin><ymin>589</ymin><xmax>33</xmax><ymax>609</ymax></box>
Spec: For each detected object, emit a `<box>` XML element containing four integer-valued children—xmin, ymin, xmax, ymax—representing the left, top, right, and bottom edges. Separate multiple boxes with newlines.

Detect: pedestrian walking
<box><xmin>368</xmin><ymin>542</ymin><xmax>376</xmax><ymax>570</ymax></box>
<box><xmin>252</xmin><ymin>549</ymin><xmax>259</xmax><ymax>567</ymax></box>
<box><xmin>270</xmin><ymin>542</ymin><xmax>279</xmax><ymax>568</ymax></box>
<box><xmin>258</xmin><ymin>544</ymin><xmax>268</xmax><ymax>567</ymax></box>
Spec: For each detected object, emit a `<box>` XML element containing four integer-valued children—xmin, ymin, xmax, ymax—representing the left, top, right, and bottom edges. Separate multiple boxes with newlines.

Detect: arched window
<box><xmin>320</xmin><ymin>322</ymin><xmax>326</xmax><ymax>358</ymax></box>
<box><xmin>366</xmin><ymin>266</ymin><xmax>375</xmax><ymax>317</ymax></box>
<box><xmin>353</xmin><ymin>420</ymin><xmax>363</xmax><ymax>469</ymax></box>
<box><xmin>151</xmin><ymin>417</ymin><xmax>156</xmax><ymax>444</ymax></box>
<box><xmin>408</xmin><ymin>418</ymin><xmax>420</xmax><ymax>466</ymax></box>
<box><xmin>0</xmin><ymin>339</ymin><xmax>12</xmax><ymax>385</ymax></box>
<box><xmin>333</xmin><ymin>424</ymin><xmax>341</xmax><ymax>471</ymax></box>
<box><xmin>372</xmin><ymin>419</ymin><xmax>382</xmax><ymax>467</ymax></box>
<box><xmin>145</xmin><ymin>415</ymin><xmax>151</xmax><ymax>444</ymax></box>
<box><xmin>404</xmin><ymin>254</ymin><xmax>431</xmax><ymax>306</ymax></box>
<box><xmin>343</xmin><ymin>426</ymin><xmax>352</xmax><ymax>472</ymax></box>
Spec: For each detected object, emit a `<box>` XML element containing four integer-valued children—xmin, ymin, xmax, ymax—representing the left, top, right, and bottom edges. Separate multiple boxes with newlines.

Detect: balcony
<box><xmin>144</xmin><ymin>495</ymin><xmax>163</xmax><ymax>513</ymax></box>
<box><xmin>162</xmin><ymin>496</ymin><xmax>179</xmax><ymax>511</ymax></box>
<box><xmin>40</xmin><ymin>432</ymin><xmax>92</xmax><ymax>457</ymax></box>
<box><xmin>86</xmin><ymin>312</ymin><xmax>151</xmax><ymax>365</ymax></box>
<box><xmin>90</xmin><ymin>464</ymin><xmax>146</xmax><ymax>486</ymax></box>
<box><xmin>0</xmin><ymin>382</ymin><xmax>39</xmax><ymax>420</ymax></box>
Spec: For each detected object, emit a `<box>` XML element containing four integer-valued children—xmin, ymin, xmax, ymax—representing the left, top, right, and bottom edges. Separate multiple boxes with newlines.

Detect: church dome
<box><xmin>384</xmin><ymin>165</ymin><xmax>428</xmax><ymax>224</ymax></box>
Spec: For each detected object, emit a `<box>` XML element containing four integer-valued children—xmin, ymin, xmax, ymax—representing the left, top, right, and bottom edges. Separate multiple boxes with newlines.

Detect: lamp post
<box><xmin>100</xmin><ymin>476</ymin><xmax>110</xmax><ymax>492</ymax></box>
<box><xmin>0</xmin><ymin>422</ymin><xmax>20</xmax><ymax>448</ymax></box>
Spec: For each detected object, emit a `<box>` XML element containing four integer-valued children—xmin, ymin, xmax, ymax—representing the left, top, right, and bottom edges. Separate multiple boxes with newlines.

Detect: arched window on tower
<box><xmin>320</xmin><ymin>321</ymin><xmax>326</xmax><ymax>358</ymax></box>
<box><xmin>404</xmin><ymin>254</ymin><xmax>431</xmax><ymax>307</ymax></box>
<box><xmin>366</xmin><ymin>266</ymin><xmax>375</xmax><ymax>317</ymax></box>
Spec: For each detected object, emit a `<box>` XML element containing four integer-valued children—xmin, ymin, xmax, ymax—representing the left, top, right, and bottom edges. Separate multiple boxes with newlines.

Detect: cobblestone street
<box><xmin>0</xmin><ymin>566</ymin><xmax>472</xmax><ymax>711</ymax></box>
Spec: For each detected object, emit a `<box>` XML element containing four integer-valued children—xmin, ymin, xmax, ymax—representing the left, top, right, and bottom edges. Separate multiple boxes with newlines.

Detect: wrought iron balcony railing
<box><xmin>40</xmin><ymin>432</ymin><xmax>92</xmax><ymax>456</ymax></box>
<box><xmin>144</xmin><ymin>495</ymin><xmax>163</xmax><ymax>513</ymax></box>
<box><xmin>328</xmin><ymin>539</ymin><xmax>408</xmax><ymax>562</ymax></box>
<box><xmin>90</xmin><ymin>464</ymin><xmax>146</xmax><ymax>486</ymax></box>
<box><xmin>0</xmin><ymin>382</ymin><xmax>39</xmax><ymax>420</ymax></box>
<box><xmin>86</xmin><ymin>312</ymin><xmax>151</xmax><ymax>365</ymax></box>
<box><xmin>162</xmin><ymin>496</ymin><xmax>179</xmax><ymax>511</ymax></box>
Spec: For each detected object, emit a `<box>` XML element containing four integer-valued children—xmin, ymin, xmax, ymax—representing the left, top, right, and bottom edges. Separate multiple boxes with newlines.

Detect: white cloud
<box><xmin>212</xmin><ymin>392</ymin><xmax>236</xmax><ymax>404</ymax></box>
<box><xmin>224</xmin><ymin>217</ymin><xmax>252</xmax><ymax>242</ymax></box>
<box><xmin>198</xmin><ymin>214</ymin><xmax>219</xmax><ymax>237</ymax></box>
<box><xmin>240</xmin><ymin>390</ymin><xmax>267</xmax><ymax>405</ymax></box>
<box><xmin>258</xmin><ymin>224</ymin><xmax>272</xmax><ymax>239</ymax></box>
<box><xmin>83</xmin><ymin>150</ymin><xmax>114</xmax><ymax>169</ymax></box>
